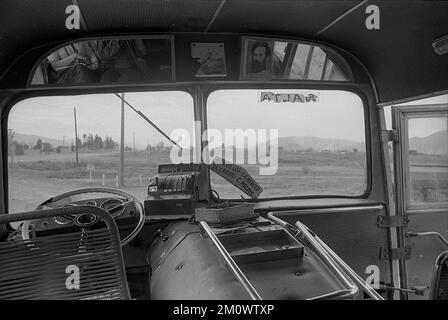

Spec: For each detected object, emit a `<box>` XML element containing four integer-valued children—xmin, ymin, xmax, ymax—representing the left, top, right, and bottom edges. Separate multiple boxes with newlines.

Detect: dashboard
<box><xmin>33</xmin><ymin>197</ymin><xmax>139</xmax><ymax>237</ymax></box>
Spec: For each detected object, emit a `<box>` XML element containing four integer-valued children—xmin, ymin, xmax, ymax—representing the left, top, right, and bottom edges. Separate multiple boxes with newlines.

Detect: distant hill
<box><xmin>409</xmin><ymin>130</ymin><xmax>447</xmax><ymax>155</ymax></box>
<box><xmin>276</xmin><ymin>136</ymin><xmax>365</xmax><ymax>152</ymax></box>
<box><xmin>12</xmin><ymin>132</ymin><xmax>63</xmax><ymax>147</ymax></box>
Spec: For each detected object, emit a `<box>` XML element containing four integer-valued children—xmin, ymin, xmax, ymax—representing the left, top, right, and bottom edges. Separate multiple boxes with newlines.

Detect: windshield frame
<box><xmin>2</xmin><ymin>84</ymin><xmax>196</xmax><ymax>214</ymax></box>
<box><xmin>2</xmin><ymin>80</ymin><xmax>374</xmax><ymax>215</ymax></box>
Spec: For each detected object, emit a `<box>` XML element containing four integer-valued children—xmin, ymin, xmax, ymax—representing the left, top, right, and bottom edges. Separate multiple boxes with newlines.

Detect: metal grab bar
<box><xmin>267</xmin><ymin>212</ymin><xmax>358</xmax><ymax>300</ymax></box>
<box><xmin>295</xmin><ymin>221</ymin><xmax>384</xmax><ymax>300</ymax></box>
<box><xmin>406</xmin><ymin>231</ymin><xmax>448</xmax><ymax>249</ymax></box>
<box><xmin>266</xmin><ymin>212</ymin><xmax>358</xmax><ymax>299</ymax></box>
<box><xmin>267</xmin><ymin>212</ymin><xmax>384</xmax><ymax>300</ymax></box>
<box><xmin>198</xmin><ymin>221</ymin><xmax>262</xmax><ymax>300</ymax></box>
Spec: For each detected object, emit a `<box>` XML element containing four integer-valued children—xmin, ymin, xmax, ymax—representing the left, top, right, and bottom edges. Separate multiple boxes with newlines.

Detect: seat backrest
<box><xmin>0</xmin><ymin>206</ymin><xmax>130</xmax><ymax>300</ymax></box>
<box><xmin>430</xmin><ymin>251</ymin><xmax>448</xmax><ymax>300</ymax></box>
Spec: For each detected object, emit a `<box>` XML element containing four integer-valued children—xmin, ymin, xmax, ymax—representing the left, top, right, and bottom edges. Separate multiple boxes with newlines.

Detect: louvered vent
<box><xmin>436</xmin><ymin>260</ymin><xmax>448</xmax><ymax>300</ymax></box>
<box><xmin>0</xmin><ymin>206</ymin><xmax>130</xmax><ymax>300</ymax></box>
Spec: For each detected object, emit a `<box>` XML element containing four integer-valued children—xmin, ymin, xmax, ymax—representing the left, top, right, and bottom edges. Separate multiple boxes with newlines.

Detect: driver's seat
<box><xmin>0</xmin><ymin>206</ymin><xmax>130</xmax><ymax>300</ymax></box>
<box><xmin>430</xmin><ymin>251</ymin><xmax>448</xmax><ymax>300</ymax></box>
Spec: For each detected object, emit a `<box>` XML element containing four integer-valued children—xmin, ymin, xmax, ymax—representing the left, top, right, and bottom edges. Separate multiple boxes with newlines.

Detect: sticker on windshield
<box><xmin>259</xmin><ymin>91</ymin><xmax>319</xmax><ymax>103</ymax></box>
<box><xmin>209</xmin><ymin>157</ymin><xmax>263</xmax><ymax>199</ymax></box>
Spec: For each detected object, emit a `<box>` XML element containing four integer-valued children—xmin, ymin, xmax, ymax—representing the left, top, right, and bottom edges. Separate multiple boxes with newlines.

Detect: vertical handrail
<box><xmin>199</xmin><ymin>221</ymin><xmax>262</xmax><ymax>300</ymax></box>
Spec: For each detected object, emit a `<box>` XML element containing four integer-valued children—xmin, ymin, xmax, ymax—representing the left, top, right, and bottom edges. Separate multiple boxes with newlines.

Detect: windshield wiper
<box><xmin>114</xmin><ymin>93</ymin><xmax>182</xmax><ymax>149</ymax></box>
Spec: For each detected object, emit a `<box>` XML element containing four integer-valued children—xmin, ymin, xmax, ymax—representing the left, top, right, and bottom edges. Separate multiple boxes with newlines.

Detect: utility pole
<box><xmin>74</xmin><ymin>107</ymin><xmax>79</xmax><ymax>165</ymax></box>
<box><xmin>120</xmin><ymin>93</ymin><xmax>125</xmax><ymax>187</ymax></box>
<box><xmin>62</xmin><ymin>136</ymin><xmax>66</xmax><ymax>153</ymax></box>
<box><xmin>133</xmin><ymin>131</ymin><xmax>136</xmax><ymax>153</ymax></box>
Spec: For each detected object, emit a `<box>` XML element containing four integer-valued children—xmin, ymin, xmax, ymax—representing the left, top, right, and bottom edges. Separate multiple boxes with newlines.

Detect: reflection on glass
<box><xmin>307</xmin><ymin>47</ymin><xmax>326</xmax><ymax>80</ymax></box>
<box><xmin>289</xmin><ymin>44</ymin><xmax>311</xmax><ymax>79</ymax></box>
<box><xmin>241</xmin><ymin>37</ymin><xmax>351</xmax><ymax>81</ymax></box>
<box><xmin>31</xmin><ymin>37</ymin><xmax>173</xmax><ymax>85</ymax></box>
<box><xmin>408</xmin><ymin>117</ymin><xmax>448</xmax><ymax>206</ymax></box>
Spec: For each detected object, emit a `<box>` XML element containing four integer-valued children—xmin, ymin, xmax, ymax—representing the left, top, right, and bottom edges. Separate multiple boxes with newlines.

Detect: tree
<box><xmin>104</xmin><ymin>136</ymin><xmax>118</xmax><ymax>150</ymax></box>
<box><xmin>8</xmin><ymin>129</ymin><xmax>15</xmax><ymax>142</ymax></box>
<box><xmin>11</xmin><ymin>142</ymin><xmax>24</xmax><ymax>156</ymax></box>
<box><xmin>156</xmin><ymin>141</ymin><xmax>165</xmax><ymax>150</ymax></box>
<box><xmin>41</xmin><ymin>142</ymin><xmax>53</xmax><ymax>154</ymax></box>
<box><xmin>33</xmin><ymin>138</ymin><xmax>42</xmax><ymax>150</ymax></box>
<box><xmin>93</xmin><ymin>134</ymin><xmax>103</xmax><ymax>150</ymax></box>
<box><xmin>8</xmin><ymin>129</ymin><xmax>15</xmax><ymax>163</ymax></box>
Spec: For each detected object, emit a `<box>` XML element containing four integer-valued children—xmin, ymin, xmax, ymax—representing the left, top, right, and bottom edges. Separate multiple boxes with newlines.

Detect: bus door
<box><xmin>392</xmin><ymin>104</ymin><xmax>448</xmax><ymax>299</ymax></box>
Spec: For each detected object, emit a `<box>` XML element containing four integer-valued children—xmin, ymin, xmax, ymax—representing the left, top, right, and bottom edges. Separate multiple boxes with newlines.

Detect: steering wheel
<box><xmin>23</xmin><ymin>187</ymin><xmax>145</xmax><ymax>247</ymax></box>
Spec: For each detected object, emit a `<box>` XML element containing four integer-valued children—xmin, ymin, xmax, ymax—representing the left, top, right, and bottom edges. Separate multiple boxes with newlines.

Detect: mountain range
<box><xmin>12</xmin><ymin>133</ymin><xmax>63</xmax><ymax>147</ymax></box>
<box><xmin>409</xmin><ymin>130</ymin><xmax>447</xmax><ymax>155</ymax></box>
<box><xmin>276</xmin><ymin>136</ymin><xmax>364</xmax><ymax>152</ymax></box>
<box><xmin>11</xmin><ymin>129</ymin><xmax>447</xmax><ymax>155</ymax></box>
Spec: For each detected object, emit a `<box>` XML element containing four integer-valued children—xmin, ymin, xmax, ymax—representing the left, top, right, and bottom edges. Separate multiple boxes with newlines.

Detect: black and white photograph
<box><xmin>0</xmin><ymin>0</ymin><xmax>447</xmax><ymax>311</ymax></box>
<box><xmin>191</xmin><ymin>43</ymin><xmax>227</xmax><ymax>77</ymax></box>
<box><xmin>241</xmin><ymin>38</ymin><xmax>275</xmax><ymax>80</ymax></box>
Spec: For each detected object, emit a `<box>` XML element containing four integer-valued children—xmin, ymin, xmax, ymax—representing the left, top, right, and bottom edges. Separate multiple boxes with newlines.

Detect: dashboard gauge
<box><xmin>54</xmin><ymin>216</ymin><xmax>73</xmax><ymax>225</ymax></box>
<box><xmin>85</xmin><ymin>200</ymin><xmax>97</xmax><ymax>206</ymax></box>
<box><xmin>74</xmin><ymin>213</ymin><xmax>98</xmax><ymax>227</ymax></box>
<box><xmin>100</xmin><ymin>198</ymin><xmax>125</xmax><ymax>217</ymax></box>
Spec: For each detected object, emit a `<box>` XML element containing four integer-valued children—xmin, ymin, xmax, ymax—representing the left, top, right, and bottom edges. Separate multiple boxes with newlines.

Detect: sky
<box><xmin>9</xmin><ymin>92</ymin><xmax>195</xmax><ymax>149</ymax></box>
<box><xmin>9</xmin><ymin>89</ymin><xmax>367</xmax><ymax>149</ymax></box>
<box><xmin>384</xmin><ymin>94</ymin><xmax>448</xmax><ymax>138</ymax></box>
<box><xmin>207</xmin><ymin>89</ymin><xmax>365</xmax><ymax>142</ymax></box>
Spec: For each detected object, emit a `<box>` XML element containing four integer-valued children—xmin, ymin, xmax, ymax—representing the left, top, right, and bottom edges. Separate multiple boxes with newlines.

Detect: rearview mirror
<box><xmin>30</xmin><ymin>36</ymin><xmax>174</xmax><ymax>86</ymax></box>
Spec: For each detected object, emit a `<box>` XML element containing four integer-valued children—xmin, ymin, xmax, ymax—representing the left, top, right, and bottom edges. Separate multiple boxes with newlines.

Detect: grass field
<box><xmin>8</xmin><ymin>148</ymin><xmax>369</xmax><ymax>212</ymax></box>
<box><xmin>9</xmin><ymin>149</ymin><xmax>447</xmax><ymax>213</ymax></box>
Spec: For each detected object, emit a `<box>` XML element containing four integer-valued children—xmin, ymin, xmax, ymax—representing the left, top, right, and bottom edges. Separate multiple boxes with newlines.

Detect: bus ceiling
<box><xmin>0</xmin><ymin>0</ymin><xmax>447</xmax><ymax>105</ymax></box>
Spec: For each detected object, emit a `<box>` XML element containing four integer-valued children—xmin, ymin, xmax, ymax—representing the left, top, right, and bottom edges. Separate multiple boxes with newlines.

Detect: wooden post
<box><xmin>120</xmin><ymin>93</ymin><xmax>125</xmax><ymax>186</ymax></box>
<box><xmin>74</xmin><ymin>107</ymin><xmax>79</xmax><ymax>165</ymax></box>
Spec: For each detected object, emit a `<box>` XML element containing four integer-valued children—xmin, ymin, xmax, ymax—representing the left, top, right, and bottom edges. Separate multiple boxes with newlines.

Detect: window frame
<box><xmin>392</xmin><ymin>104</ymin><xmax>448</xmax><ymax>213</ymax></box>
<box><xmin>2</xmin><ymin>84</ymin><xmax>196</xmax><ymax>214</ymax></box>
<box><xmin>203</xmin><ymin>82</ymin><xmax>372</xmax><ymax>201</ymax></box>
<box><xmin>239</xmin><ymin>36</ymin><xmax>354</xmax><ymax>82</ymax></box>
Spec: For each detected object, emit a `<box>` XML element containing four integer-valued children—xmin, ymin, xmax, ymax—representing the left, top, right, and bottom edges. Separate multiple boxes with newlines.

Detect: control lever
<box><xmin>406</xmin><ymin>231</ymin><xmax>448</xmax><ymax>248</ymax></box>
<box><xmin>380</xmin><ymin>284</ymin><xmax>428</xmax><ymax>296</ymax></box>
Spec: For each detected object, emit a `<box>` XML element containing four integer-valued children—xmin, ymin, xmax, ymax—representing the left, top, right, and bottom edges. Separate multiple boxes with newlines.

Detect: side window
<box><xmin>407</xmin><ymin>116</ymin><xmax>448</xmax><ymax>207</ymax></box>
